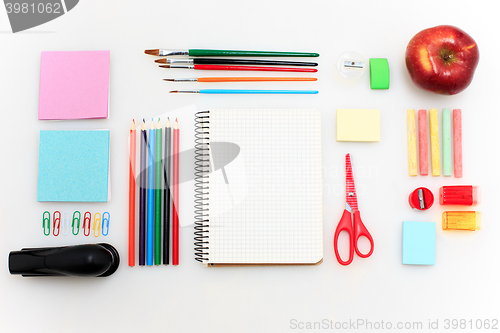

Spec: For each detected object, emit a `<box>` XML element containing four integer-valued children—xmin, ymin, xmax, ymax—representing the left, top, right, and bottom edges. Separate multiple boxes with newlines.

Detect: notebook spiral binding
<box><xmin>194</xmin><ymin>111</ymin><xmax>210</xmax><ymax>262</ymax></box>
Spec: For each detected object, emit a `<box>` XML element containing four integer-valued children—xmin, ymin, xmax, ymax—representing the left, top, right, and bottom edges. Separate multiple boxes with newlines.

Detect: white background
<box><xmin>1</xmin><ymin>1</ymin><xmax>499</xmax><ymax>332</ymax></box>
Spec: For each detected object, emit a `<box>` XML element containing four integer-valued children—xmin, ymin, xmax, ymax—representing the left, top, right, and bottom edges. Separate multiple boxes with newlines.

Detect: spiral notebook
<box><xmin>194</xmin><ymin>109</ymin><xmax>323</xmax><ymax>266</ymax></box>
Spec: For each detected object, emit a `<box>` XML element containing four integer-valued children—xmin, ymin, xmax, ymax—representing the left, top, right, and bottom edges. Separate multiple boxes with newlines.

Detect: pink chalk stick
<box><xmin>418</xmin><ymin>109</ymin><xmax>428</xmax><ymax>176</ymax></box>
<box><xmin>453</xmin><ymin>109</ymin><xmax>462</xmax><ymax>178</ymax></box>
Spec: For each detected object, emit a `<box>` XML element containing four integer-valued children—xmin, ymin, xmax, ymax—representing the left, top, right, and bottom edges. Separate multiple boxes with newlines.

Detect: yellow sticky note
<box><xmin>336</xmin><ymin>109</ymin><xmax>380</xmax><ymax>142</ymax></box>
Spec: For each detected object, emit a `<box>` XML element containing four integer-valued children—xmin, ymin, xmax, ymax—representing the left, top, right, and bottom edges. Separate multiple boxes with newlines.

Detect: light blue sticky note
<box><xmin>402</xmin><ymin>221</ymin><xmax>436</xmax><ymax>265</ymax></box>
<box><xmin>37</xmin><ymin>130</ymin><xmax>110</xmax><ymax>202</ymax></box>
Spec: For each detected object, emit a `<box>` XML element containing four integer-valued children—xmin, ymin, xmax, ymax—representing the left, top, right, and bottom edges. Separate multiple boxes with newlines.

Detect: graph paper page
<box><xmin>207</xmin><ymin>109</ymin><xmax>323</xmax><ymax>264</ymax></box>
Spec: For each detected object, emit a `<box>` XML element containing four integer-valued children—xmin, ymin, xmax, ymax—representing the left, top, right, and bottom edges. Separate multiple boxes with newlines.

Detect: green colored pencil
<box><xmin>154</xmin><ymin>118</ymin><xmax>162</xmax><ymax>265</ymax></box>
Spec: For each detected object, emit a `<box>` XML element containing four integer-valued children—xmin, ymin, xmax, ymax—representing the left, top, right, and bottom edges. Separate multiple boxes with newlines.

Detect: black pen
<box><xmin>155</xmin><ymin>58</ymin><xmax>317</xmax><ymax>67</ymax></box>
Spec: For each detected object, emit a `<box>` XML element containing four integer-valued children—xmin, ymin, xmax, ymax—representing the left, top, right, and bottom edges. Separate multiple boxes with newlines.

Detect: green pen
<box><xmin>145</xmin><ymin>49</ymin><xmax>319</xmax><ymax>57</ymax></box>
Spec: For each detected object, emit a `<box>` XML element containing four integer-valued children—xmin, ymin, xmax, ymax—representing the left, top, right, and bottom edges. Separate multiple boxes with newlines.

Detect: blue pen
<box><xmin>169</xmin><ymin>89</ymin><xmax>318</xmax><ymax>94</ymax></box>
<box><xmin>147</xmin><ymin>120</ymin><xmax>155</xmax><ymax>265</ymax></box>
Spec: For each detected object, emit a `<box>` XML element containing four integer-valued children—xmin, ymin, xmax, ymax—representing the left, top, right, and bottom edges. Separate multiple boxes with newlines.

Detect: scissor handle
<box><xmin>352</xmin><ymin>211</ymin><xmax>374</xmax><ymax>258</ymax></box>
<box><xmin>333</xmin><ymin>209</ymin><xmax>354</xmax><ymax>266</ymax></box>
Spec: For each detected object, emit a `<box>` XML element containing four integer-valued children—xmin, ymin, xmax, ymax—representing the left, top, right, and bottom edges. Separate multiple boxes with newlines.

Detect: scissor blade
<box><xmin>345</xmin><ymin>154</ymin><xmax>359</xmax><ymax>212</ymax></box>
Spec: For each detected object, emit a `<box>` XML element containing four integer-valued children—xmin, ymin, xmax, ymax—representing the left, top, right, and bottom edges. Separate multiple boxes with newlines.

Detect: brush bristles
<box><xmin>163</xmin><ymin>79</ymin><xmax>175</xmax><ymax>81</ymax></box>
<box><xmin>144</xmin><ymin>49</ymin><xmax>160</xmax><ymax>56</ymax></box>
<box><xmin>159</xmin><ymin>65</ymin><xmax>170</xmax><ymax>68</ymax></box>
<box><xmin>155</xmin><ymin>59</ymin><xmax>167</xmax><ymax>64</ymax></box>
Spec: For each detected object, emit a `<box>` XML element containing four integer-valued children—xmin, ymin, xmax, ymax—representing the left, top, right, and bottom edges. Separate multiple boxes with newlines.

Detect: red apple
<box><xmin>405</xmin><ymin>25</ymin><xmax>479</xmax><ymax>95</ymax></box>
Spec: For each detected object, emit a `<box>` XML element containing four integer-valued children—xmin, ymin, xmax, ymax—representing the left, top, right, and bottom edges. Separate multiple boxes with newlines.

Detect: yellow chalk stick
<box><xmin>407</xmin><ymin>109</ymin><xmax>417</xmax><ymax>176</ymax></box>
<box><xmin>429</xmin><ymin>108</ymin><xmax>440</xmax><ymax>176</ymax></box>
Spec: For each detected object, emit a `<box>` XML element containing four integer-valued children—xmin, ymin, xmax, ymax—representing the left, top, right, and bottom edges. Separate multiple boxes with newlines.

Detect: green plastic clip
<box><xmin>43</xmin><ymin>211</ymin><xmax>50</xmax><ymax>236</ymax></box>
<box><xmin>72</xmin><ymin>211</ymin><xmax>81</xmax><ymax>235</ymax></box>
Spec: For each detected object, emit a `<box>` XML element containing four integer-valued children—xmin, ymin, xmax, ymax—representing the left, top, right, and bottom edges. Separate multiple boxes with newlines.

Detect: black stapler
<box><xmin>9</xmin><ymin>243</ymin><xmax>119</xmax><ymax>277</ymax></box>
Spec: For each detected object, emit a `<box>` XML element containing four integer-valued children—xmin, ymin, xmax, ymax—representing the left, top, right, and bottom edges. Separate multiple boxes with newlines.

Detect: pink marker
<box><xmin>418</xmin><ymin>109</ymin><xmax>428</xmax><ymax>176</ymax></box>
<box><xmin>453</xmin><ymin>109</ymin><xmax>462</xmax><ymax>178</ymax></box>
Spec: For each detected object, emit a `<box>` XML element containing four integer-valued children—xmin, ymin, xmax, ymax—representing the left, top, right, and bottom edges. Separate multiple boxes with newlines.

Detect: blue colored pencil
<box><xmin>146</xmin><ymin>120</ymin><xmax>155</xmax><ymax>265</ymax></box>
<box><xmin>169</xmin><ymin>89</ymin><xmax>319</xmax><ymax>94</ymax></box>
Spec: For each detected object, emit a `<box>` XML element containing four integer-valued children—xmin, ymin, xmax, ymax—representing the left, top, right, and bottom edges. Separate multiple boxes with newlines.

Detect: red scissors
<box><xmin>334</xmin><ymin>154</ymin><xmax>374</xmax><ymax>265</ymax></box>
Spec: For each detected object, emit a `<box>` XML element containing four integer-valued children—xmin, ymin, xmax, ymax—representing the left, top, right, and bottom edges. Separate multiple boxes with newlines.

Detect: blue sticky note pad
<box><xmin>37</xmin><ymin>130</ymin><xmax>110</xmax><ymax>202</ymax></box>
<box><xmin>402</xmin><ymin>221</ymin><xmax>436</xmax><ymax>265</ymax></box>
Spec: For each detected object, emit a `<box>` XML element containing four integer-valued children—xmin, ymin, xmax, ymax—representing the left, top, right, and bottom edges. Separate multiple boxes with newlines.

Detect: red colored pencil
<box><xmin>159</xmin><ymin>64</ymin><xmax>317</xmax><ymax>73</ymax></box>
<box><xmin>173</xmin><ymin>119</ymin><xmax>180</xmax><ymax>265</ymax></box>
<box><xmin>129</xmin><ymin>120</ymin><xmax>136</xmax><ymax>266</ymax></box>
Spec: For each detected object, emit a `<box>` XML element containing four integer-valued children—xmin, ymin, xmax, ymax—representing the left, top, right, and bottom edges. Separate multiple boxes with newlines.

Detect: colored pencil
<box><xmin>146</xmin><ymin>120</ymin><xmax>155</xmax><ymax>266</ymax></box>
<box><xmin>169</xmin><ymin>89</ymin><xmax>318</xmax><ymax>94</ymax></box>
<box><xmin>173</xmin><ymin>119</ymin><xmax>180</xmax><ymax>265</ymax></box>
<box><xmin>155</xmin><ymin>58</ymin><xmax>318</xmax><ymax>66</ymax></box>
<box><xmin>163</xmin><ymin>77</ymin><xmax>317</xmax><ymax>82</ymax></box>
<box><xmin>128</xmin><ymin>120</ymin><xmax>136</xmax><ymax>266</ymax></box>
<box><xmin>155</xmin><ymin>119</ymin><xmax>162</xmax><ymax>265</ymax></box>
<box><xmin>159</xmin><ymin>64</ymin><xmax>317</xmax><ymax>72</ymax></box>
<box><xmin>163</xmin><ymin>118</ymin><xmax>171</xmax><ymax>265</ymax></box>
<box><xmin>453</xmin><ymin>109</ymin><xmax>462</xmax><ymax>178</ymax></box>
<box><xmin>139</xmin><ymin>120</ymin><xmax>147</xmax><ymax>266</ymax></box>
<box><xmin>145</xmin><ymin>49</ymin><xmax>319</xmax><ymax>57</ymax></box>
<box><xmin>418</xmin><ymin>109</ymin><xmax>428</xmax><ymax>176</ymax></box>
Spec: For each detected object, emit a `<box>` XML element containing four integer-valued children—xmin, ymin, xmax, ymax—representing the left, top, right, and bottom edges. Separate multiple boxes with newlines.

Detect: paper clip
<box><xmin>102</xmin><ymin>212</ymin><xmax>110</xmax><ymax>236</ymax></box>
<box><xmin>83</xmin><ymin>212</ymin><xmax>91</xmax><ymax>236</ymax></box>
<box><xmin>43</xmin><ymin>211</ymin><xmax>50</xmax><ymax>236</ymax></box>
<box><xmin>72</xmin><ymin>211</ymin><xmax>81</xmax><ymax>235</ymax></box>
<box><xmin>93</xmin><ymin>212</ymin><xmax>101</xmax><ymax>237</ymax></box>
<box><xmin>62</xmin><ymin>212</ymin><xmax>69</xmax><ymax>236</ymax></box>
<box><xmin>53</xmin><ymin>211</ymin><xmax>61</xmax><ymax>236</ymax></box>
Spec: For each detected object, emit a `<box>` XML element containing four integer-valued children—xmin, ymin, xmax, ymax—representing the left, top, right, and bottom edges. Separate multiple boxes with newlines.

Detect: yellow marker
<box><xmin>442</xmin><ymin>211</ymin><xmax>480</xmax><ymax>231</ymax></box>
<box><xmin>407</xmin><ymin>109</ymin><xmax>417</xmax><ymax>176</ymax></box>
<box><xmin>429</xmin><ymin>108</ymin><xmax>440</xmax><ymax>176</ymax></box>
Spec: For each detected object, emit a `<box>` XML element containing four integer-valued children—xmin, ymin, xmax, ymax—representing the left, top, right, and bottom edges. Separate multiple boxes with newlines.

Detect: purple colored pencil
<box><xmin>139</xmin><ymin>120</ymin><xmax>147</xmax><ymax>265</ymax></box>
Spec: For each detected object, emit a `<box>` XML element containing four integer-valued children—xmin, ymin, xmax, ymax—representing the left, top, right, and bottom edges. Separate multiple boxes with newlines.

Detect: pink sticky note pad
<box><xmin>39</xmin><ymin>51</ymin><xmax>110</xmax><ymax>120</ymax></box>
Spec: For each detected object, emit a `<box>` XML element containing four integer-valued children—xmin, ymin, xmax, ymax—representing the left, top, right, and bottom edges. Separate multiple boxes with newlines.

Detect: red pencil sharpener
<box><xmin>439</xmin><ymin>185</ymin><xmax>479</xmax><ymax>206</ymax></box>
<box><xmin>409</xmin><ymin>187</ymin><xmax>434</xmax><ymax>210</ymax></box>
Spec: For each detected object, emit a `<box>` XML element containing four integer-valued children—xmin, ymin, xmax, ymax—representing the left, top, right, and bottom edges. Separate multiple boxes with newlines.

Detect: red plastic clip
<box><xmin>83</xmin><ymin>212</ymin><xmax>91</xmax><ymax>236</ymax></box>
<box><xmin>53</xmin><ymin>211</ymin><xmax>61</xmax><ymax>236</ymax></box>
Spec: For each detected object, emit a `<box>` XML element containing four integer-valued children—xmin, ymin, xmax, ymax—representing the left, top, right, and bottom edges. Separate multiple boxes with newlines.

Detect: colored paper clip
<box><xmin>72</xmin><ymin>211</ymin><xmax>81</xmax><ymax>235</ymax></box>
<box><xmin>43</xmin><ymin>211</ymin><xmax>50</xmax><ymax>236</ymax></box>
<box><xmin>83</xmin><ymin>212</ymin><xmax>91</xmax><ymax>236</ymax></box>
<box><xmin>102</xmin><ymin>212</ymin><xmax>110</xmax><ymax>236</ymax></box>
<box><xmin>62</xmin><ymin>212</ymin><xmax>69</xmax><ymax>236</ymax></box>
<box><xmin>93</xmin><ymin>212</ymin><xmax>101</xmax><ymax>237</ymax></box>
<box><xmin>53</xmin><ymin>211</ymin><xmax>61</xmax><ymax>236</ymax></box>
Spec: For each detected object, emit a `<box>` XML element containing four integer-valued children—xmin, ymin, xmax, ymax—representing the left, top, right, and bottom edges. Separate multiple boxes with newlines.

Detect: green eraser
<box><xmin>369</xmin><ymin>58</ymin><xmax>390</xmax><ymax>89</ymax></box>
